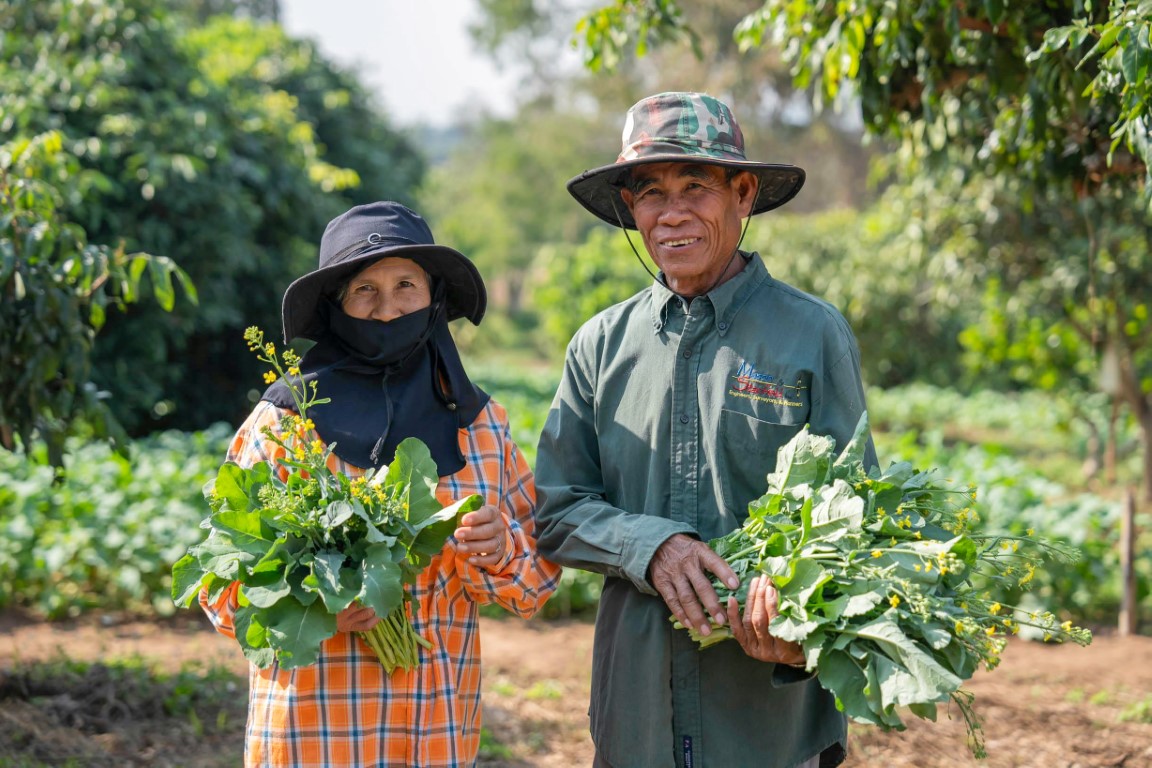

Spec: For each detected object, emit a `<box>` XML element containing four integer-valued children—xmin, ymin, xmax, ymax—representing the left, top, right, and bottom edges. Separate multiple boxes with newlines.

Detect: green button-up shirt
<box><xmin>535</xmin><ymin>252</ymin><xmax>876</xmax><ymax>768</ymax></box>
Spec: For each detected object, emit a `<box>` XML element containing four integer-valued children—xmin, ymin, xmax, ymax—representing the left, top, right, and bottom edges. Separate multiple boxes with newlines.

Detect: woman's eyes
<box><xmin>353</xmin><ymin>280</ymin><xmax>418</xmax><ymax>293</ymax></box>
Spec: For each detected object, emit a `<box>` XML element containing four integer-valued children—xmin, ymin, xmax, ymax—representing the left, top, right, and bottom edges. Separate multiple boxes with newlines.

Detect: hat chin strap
<box><xmin>608</xmin><ymin>181</ymin><xmax>760</xmax><ymax>298</ymax></box>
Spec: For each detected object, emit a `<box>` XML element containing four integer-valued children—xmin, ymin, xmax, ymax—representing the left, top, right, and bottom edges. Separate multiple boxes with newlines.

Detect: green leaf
<box><xmin>1121</xmin><ymin>24</ymin><xmax>1151</xmax><ymax>86</ymax></box>
<box><xmin>195</xmin><ymin>535</ymin><xmax>257</xmax><ymax>581</ymax></box>
<box><xmin>241</xmin><ymin>570</ymin><xmax>293</xmax><ymax>609</ymax></box>
<box><xmin>211</xmin><ymin>461</ymin><xmax>270</xmax><ymax>514</ymax></box>
<box><xmin>263</xmin><ymin>596</ymin><xmax>338</xmax><ymax>669</ymax></box>
<box><xmin>765</xmin><ymin>426</ymin><xmax>836</xmax><ymax>494</ymax></box>
<box><xmin>852</xmin><ymin>615</ymin><xmax>963</xmax><ymax>707</ymax></box>
<box><xmin>808</xmin><ymin>480</ymin><xmax>865</xmax><ymax>539</ymax></box>
<box><xmin>817</xmin><ymin>649</ymin><xmax>885</xmax><ymax>727</ymax></box>
<box><xmin>358</xmin><ymin>543</ymin><xmax>404</xmax><ymax>618</ymax></box>
<box><xmin>841</xmin><ymin>589</ymin><xmax>885</xmax><ymax>619</ymax></box>
<box><xmin>170</xmin><ymin>552</ymin><xmax>207</xmax><ymax>607</ymax></box>
<box><xmin>212</xmin><ymin>508</ymin><xmax>278</xmax><ymax>554</ymax></box>
<box><xmin>312</xmin><ymin>550</ymin><xmax>360</xmax><ymax>613</ymax></box>
<box><xmin>379</xmin><ymin>437</ymin><xmax>443</xmax><ymax>526</ymax></box>
<box><xmin>411</xmin><ymin>492</ymin><xmax>483</xmax><ymax>558</ymax></box>
<box><xmin>318</xmin><ymin>500</ymin><xmax>354</xmax><ymax>529</ymax></box>
<box><xmin>832</xmin><ymin>411</ymin><xmax>870</xmax><ymax>473</ymax></box>
<box><xmin>233</xmin><ymin>606</ymin><xmax>276</xmax><ymax>669</ymax></box>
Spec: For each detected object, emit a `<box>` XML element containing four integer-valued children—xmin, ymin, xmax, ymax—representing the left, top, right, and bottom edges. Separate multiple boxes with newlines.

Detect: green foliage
<box><xmin>681</xmin><ymin>414</ymin><xmax>1092</xmax><ymax>757</ymax></box>
<box><xmin>0</xmin><ymin>425</ymin><xmax>232</xmax><ymax>618</ymax></box>
<box><xmin>2</xmin><ymin>376</ymin><xmax>1144</xmax><ymax>631</ymax></box>
<box><xmin>468</xmin><ymin>361</ymin><xmax>561</xmax><ymax>469</ymax></box>
<box><xmin>531</xmin><ymin>227</ymin><xmax>651</xmax><ymax>355</ymax></box>
<box><xmin>0</xmin><ymin>0</ymin><xmax>425</xmax><ymax>436</ymax></box>
<box><xmin>420</xmin><ymin>109</ymin><xmax>616</xmax><ymax>317</ymax></box>
<box><xmin>0</xmin><ymin>131</ymin><xmax>195</xmax><ymax>467</ymax></box>
<box><xmin>175</xmin><ymin>435</ymin><xmax>477</xmax><ymax>669</ymax></box>
<box><xmin>749</xmin><ymin>204</ymin><xmax>975</xmax><ymax>388</ymax></box>
<box><xmin>868</xmin><ymin>384</ymin><xmax>1149</xmax><ymax>628</ymax></box>
<box><xmin>574</xmin><ymin>0</ymin><xmax>700</xmax><ymax>72</ymax></box>
<box><xmin>173</xmin><ymin>332</ymin><xmax>480</xmax><ymax>670</ymax></box>
<box><xmin>1030</xmin><ymin>2</ymin><xmax>1152</xmax><ymax>201</ymax></box>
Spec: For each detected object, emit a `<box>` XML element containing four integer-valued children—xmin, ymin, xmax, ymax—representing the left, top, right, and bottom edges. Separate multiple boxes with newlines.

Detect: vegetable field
<box><xmin>1</xmin><ymin>374</ymin><xmax>1150</xmax><ymax>766</ymax></box>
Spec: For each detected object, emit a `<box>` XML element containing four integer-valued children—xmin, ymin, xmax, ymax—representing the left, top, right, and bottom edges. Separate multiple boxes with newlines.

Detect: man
<box><xmin>534</xmin><ymin>92</ymin><xmax>877</xmax><ymax>768</ymax></box>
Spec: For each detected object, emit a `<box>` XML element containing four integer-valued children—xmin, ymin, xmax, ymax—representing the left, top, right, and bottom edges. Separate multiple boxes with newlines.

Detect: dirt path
<box><xmin>1</xmin><ymin>609</ymin><xmax>1151</xmax><ymax>767</ymax></box>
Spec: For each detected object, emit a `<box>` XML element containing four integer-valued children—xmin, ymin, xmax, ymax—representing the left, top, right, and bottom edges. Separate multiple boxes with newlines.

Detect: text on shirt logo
<box><xmin>729</xmin><ymin>360</ymin><xmax>807</xmax><ymax>408</ymax></box>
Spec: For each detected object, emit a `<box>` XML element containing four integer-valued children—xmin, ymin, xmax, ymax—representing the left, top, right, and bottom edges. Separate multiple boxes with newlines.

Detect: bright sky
<box><xmin>278</xmin><ymin>0</ymin><xmax>518</xmax><ymax>127</ymax></box>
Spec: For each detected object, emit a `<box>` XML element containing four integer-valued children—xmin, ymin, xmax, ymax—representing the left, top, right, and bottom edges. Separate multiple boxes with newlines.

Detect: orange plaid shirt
<box><xmin>201</xmin><ymin>399</ymin><xmax>560</xmax><ymax>767</ymax></box>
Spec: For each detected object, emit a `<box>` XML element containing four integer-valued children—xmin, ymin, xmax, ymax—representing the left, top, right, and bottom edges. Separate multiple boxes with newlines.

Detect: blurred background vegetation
<box><xmin>1</xmin><ymin>0</ymin><xmax>1149</xmax><ymax>630</ymax></box>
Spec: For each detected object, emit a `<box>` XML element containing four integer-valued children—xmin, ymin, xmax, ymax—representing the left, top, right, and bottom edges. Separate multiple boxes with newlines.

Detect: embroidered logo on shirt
<box><xmin>729</xmin><ymin>360</ymin><xmax>808</xmax><ymax>408</ymax></box>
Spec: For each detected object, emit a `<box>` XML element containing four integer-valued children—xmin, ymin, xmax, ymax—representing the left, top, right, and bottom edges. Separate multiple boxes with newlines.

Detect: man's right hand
<box><xmin>649</xmin><ymin>533</ymin><xmax>740</xmax><ymax>637</ymax></box>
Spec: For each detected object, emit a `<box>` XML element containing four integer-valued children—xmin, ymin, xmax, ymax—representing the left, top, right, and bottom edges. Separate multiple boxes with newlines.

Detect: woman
<box><xmin>201</xmin><ymin>201</ymin><xmax>560</xmax><ymax>767</ymax></box>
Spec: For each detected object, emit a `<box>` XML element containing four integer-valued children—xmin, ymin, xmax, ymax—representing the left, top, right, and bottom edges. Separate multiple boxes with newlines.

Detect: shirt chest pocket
<box><xmin>716</xmin><ymin>408</ymin><xmax>806</xmax><ymax>525</ymax></box>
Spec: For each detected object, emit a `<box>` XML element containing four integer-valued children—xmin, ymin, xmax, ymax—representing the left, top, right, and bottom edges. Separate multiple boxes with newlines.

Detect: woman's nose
<box><xmin>371</xmin><ymin>295</ymin><xmax>404</xmax><ymax>322</ymax></box>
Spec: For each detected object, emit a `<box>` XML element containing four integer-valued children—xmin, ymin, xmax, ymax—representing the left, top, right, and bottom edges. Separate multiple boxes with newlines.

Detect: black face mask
<box><xmin>262</xmin><ymin>291</ymin><xmax>488</xmax><ymax>475</ymax></box>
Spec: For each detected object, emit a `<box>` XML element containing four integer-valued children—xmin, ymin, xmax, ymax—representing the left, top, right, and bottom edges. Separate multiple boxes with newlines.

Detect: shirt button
<box><xmin>682</xmin><ymin>348</ymin><xmax>692</xmax><ymax>358</ymax></box>
<box><xmin>679</xmin><ymin>414</ymin><xmax>689</xmax><ymax>424</ymax></box>
<box><xmin>718</xmin><ymin>321</ymin><xmax>728</xmax><ymax>331</ymax></box>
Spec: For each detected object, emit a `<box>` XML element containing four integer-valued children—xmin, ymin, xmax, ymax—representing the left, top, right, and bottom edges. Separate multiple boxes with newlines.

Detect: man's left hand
<box><xmin>728</xmin><ymin>576</ymin><xmax>806</xmax><ymax>666</ymax></box>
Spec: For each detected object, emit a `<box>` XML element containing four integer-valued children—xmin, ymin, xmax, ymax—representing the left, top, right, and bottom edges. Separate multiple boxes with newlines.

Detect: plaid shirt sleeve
<box><xmin>451</xmin><ymin>399</ymin><xmax>562</xmax><ymax>616</ymax></box>
<box><xmin>199</xmin><ymin>398</ymin><xmax>560</xmax><ymax>768</ymax></box>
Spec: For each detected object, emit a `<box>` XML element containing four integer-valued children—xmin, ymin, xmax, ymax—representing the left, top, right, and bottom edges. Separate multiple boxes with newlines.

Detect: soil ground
<box><xmin>1</xmin><ymin>609</ymin><xmax>1150</xmax><ymax>767</ymax></box>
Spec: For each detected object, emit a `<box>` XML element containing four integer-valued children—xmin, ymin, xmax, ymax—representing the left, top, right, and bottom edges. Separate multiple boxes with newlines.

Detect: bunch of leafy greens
<box><xmin>676</xmin><ymin>413</ymin><xmax>1092</xmax><ymax>758</ymax></box>
<box><xmin>172</xmin><ymin>327</ymin><xmax>481</xmax><ymax>672</ymax></box>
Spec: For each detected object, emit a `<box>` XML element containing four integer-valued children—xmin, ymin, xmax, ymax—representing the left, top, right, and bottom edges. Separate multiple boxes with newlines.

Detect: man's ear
<box><xmin>733</xmin><ymin>171</ymin><xmax>759</xmax><ymax>217</ymax></box>
<box><xmin>619</xmin><ymin>187</ymin><xmax>636</xmax><ymax>215</ymax></box>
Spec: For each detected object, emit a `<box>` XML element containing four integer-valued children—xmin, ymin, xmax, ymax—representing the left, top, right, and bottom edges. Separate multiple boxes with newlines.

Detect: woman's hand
<box><xmin>336</xmin><ymin>603</ymin><xmax>380</xmax><ymax>633</ymax></box>
<box><xmin>452</xmin><ymin>504</ymin><xmax>509</xmax><ymax>568</ymax></box>
<box><xmin>728</xmin><ymin>575</ymin><xmax>806</xmax><ymax>666</ymax></box>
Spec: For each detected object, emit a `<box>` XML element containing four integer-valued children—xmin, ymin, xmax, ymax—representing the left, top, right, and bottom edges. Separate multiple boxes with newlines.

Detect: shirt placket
<box><xmin>668</xmin><ymin>296</ymin><xmax>714</xmax><ymax>767</ymax></box>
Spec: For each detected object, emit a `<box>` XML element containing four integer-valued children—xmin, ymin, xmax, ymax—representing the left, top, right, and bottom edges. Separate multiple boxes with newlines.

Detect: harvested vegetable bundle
<box><xmin>675</xmin><ymin>413</ymin><xmax>1092</xmax><ymax>757</ymax></box>
<box><xmin>172</xmin><ymin>327</ymin><xmax>481</xmax><ymax>672</ymax></box>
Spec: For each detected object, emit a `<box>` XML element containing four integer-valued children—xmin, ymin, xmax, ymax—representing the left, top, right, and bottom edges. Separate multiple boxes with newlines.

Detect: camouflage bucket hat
<box><xmin>567</xmin><ymin>92</ymin><xmax>805</xmax><ymax>229</ymax></box>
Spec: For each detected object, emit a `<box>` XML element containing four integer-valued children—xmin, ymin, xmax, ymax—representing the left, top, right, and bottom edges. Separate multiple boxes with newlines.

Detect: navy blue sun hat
<box><xmin>280</xmin><ymin>202</ymin><xmax>486</xmax><ymax>342</ymax></box>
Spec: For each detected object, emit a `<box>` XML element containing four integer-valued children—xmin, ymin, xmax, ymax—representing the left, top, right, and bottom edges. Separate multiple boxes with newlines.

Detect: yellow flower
<box><xmin>990</xmin><ymin>602</ymin><xmax>1002</xmax><ymax>615</ymax></box>
<box><xmin>985</xmin><ymin>627</ymin><xmax>997</xmax><ymax>636</ymax></box>
<box><xmin>263</xmin><ymin>371</ymin><xmax>277</xmax><ymax>384</ymax></box>
<box><xmin>288</xmin><ymin>366</ymin><xmax>301</xmax><ymax>377</ymax></box>
<box><xmin>889</xmin><ymin>595</ymin><xmax>901</xmax><ymax>609</ymax></box>
<box><xmin>1026</xmin><ymin>528</ymin><xmax>1035</xmax><ymax>536</ymax></box>
<box><xmin>871</xmin><ymin>550</ymin><xmax>883</xmax><ymax>558</ymax></box>
<box><xmin>311</xmin><ymin>439</ymin><xmax>324</xmax><ymax>455</ymax></box>
<box><xmin>303</xmin><ymin>419</ymin><xmax>315</xmax><ymax>431</ymax></box>
<box><xmin>264</xmin><ymin>342</ymin><xmax>276</xmax><ymax>356</ymax></box>
<box><xmin>1061</xmin><ymin>620</ymin><xmax>1073</xmax><ymax>632</ymax></box>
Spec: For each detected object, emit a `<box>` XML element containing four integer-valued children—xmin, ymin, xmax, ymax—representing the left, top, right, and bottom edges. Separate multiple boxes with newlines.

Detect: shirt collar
<box><xmin>647</xmin><ymin>251</ymin><xmax>768</xmax><ymax>335</ymax></box>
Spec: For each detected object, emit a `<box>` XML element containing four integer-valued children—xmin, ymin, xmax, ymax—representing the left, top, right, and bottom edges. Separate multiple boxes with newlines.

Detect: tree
<box><xmin>1</xmin><ymin>0</ymin><xmax>425</xmax><ymax>434</ymax></box>
<box><xmin>573</xmin><ymin>0</ymin><xmax>1152</xmax><ymax>500</ymax></box>
<box><xmin>0</xmin><ymin>132</ymin><xmax>194</xmax><ymax>469</ymax></box>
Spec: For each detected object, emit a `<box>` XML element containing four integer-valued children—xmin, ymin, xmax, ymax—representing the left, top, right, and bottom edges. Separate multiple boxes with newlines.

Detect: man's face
<box><xmin>620</xmin><ymin>162</ymin><xmax>758</xmax><ymax>297</ymax></box>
